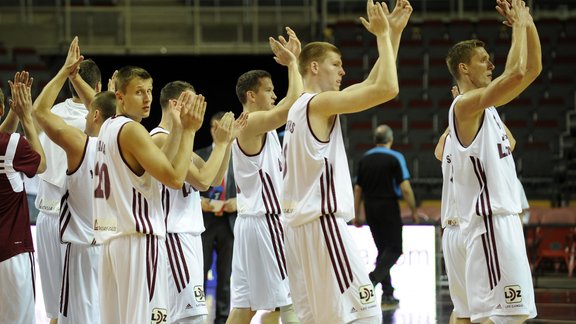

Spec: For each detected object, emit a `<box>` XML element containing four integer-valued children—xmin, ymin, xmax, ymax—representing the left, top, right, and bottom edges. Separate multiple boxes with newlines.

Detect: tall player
<box><xmin>151</xmin><ymin>80</ymin><xmax>245</xmax><ymax>324</ymax></box>
<box><xmin>444</xmin><ymin>0</ymin><xmax>540</xmax><ymax>322</ymax></box>
<box><xmin>280</xmin><ymin>0</ymin><xmax>411</xmax><ymax>322</ymax></box>
<box><xmin>32</xmin><ymin>37</ymin><xmax>115</xmax><ymax>324</ymax></box>
<box><xmin>226</xmin><ymin>28</ymin><xmax>302</xmax><ymax>324</ymax></box>
<box><xmin>34</xmin><ymin>46</ymin><xmax>101</xmax><ymax>324</ymax></box>
<box><xmin>93</xmin><ymin>65</ymin><xmax>205</xmax><ymax>324</ymax></box>
<box><xmin>1</xmin><ymin>72</ymin><xmax>46</xmax><ymax>324</ymax></box>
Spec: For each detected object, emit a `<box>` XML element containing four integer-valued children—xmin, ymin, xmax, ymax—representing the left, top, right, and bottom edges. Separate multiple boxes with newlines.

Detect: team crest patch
<box><xmin>359</xmin><ymin>284</ymin><xmax>375</xmax><ymax>304</ymax></box>
<box><xmin>504</xmin><ymin>285</ymin><xmax>522</xmax><ymax>304</ymax></box>
<box><xmin>194</xmin><ymin>285</ymin><xmax>206</xmax><ymax>302</ymax></box>
<box><xmin>150</xmin><ymin>308</ymin><xmax>167</xmax><ymax>323</ymax></box>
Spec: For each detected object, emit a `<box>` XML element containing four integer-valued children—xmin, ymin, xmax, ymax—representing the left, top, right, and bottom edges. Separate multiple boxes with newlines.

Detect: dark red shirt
<box><xmin>0</xmin><ymin>132</ymin><xmax>40</xmax><ymax>262</ymax></box>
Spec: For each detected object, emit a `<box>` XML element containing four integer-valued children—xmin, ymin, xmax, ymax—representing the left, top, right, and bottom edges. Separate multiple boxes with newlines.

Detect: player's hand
<box><xmin>230</xmin><ymin>112</ymin><xmax>249</xmax><ymax>142</ymax></box>
<box><xmin>269</xmin><ymin>35</ymin><xmax>297</xmax><ymax>67</ymax></box>
<box><xmin>12</xmin><ymin>70</ymin><xmax>33</xmax><ymax>88</ymax></box>
<box><xmin>360</xmin><ymin>0</ymin><xmax>390</xmax><ymax>37</ymax></box>
<box><xmin>107</xmin><ymin>70</ymin><xmax>118</xmax><ymax>92</ymax></box>
<box><xmin>277</xmin><ymin>27</ymin><xmax>301</xmax><ymax>58</ymax></box>
<box><xmin>63</xmin><ymin>36</ymin><xmax>84</xmax><ymax>77</ymax></box>
<box><xmin>8</xmin><ymin>71</ymin><xmax>34</xmax><ymax>118</ymax></box>
<box><xmin>213</xmin><ymin>112</ymin><xmax>234</xmax><ymax>145</ymax></box>
<box><xmin>201</xmin><ymin>198</ymin><xmax>214</xmax><ymax>212</ymax></box>
<box><xmin>383</xmin><ymin>0</ymin><xmax>413</xmax><ymax>33</ymax></box>
<box><xmin>498</xmin><ymin>0</ymin><xmax>529</xmax><ymax>28</ymax></box>
<box><xmin>179</xmin><ymin>92</ymin><xmax>206</xmax><ymax>132</ymax></box>
<box><xmin>223</xmin><ymin>198</ymin><xmax>237</xmax><ymax>213</ymax></box>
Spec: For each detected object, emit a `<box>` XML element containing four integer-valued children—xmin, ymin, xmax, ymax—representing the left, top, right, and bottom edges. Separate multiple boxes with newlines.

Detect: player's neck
<box><xmin>158</xmin><ymin>114</ymin><xmax>173</xmax><ymax>132</ymax></box>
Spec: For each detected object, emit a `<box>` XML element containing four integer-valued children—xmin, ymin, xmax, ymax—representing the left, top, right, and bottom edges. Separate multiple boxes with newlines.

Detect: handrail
<box><xmin>0</xmin><ymin>1</ymin><xmax>573</xmax><ymax>55</ymax></box>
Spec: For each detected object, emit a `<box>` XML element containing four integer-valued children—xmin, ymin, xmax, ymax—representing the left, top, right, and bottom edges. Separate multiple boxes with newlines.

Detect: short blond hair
<box><xmin>298</xmin><ymin>42</ymin><xmax>341</xmax><ymax>76</ymax></box>
<box><xmin>446</xmin><ymin>39</ymin><xmax>486</xmax><ymax>81</ymax></box>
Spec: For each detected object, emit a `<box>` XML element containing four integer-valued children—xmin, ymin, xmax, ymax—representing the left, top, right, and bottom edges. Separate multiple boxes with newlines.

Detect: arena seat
<box><xmin>532</xmin><ymin>208</ymin><xmax>576</xmax><ymax>277</ymax></box>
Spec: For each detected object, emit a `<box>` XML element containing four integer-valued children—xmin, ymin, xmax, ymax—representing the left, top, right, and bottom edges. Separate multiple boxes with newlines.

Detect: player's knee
<box><xmin>449</xmin><ymin>312</ymin><xmax>471</xmax><ymax>324</ymax></box>
<box><xmin>260</xmin><ymin>309</ymin><xmax>281</xmax><ymax>324</ymax></box>
<box><xmin>173</xmin><ymin>314</ymin><xmax>206</xmax><ymax>324</ymax></box>
<box><xmin>279</xmin><ymin>304</ymin><xmax>299</xmax><ymax>324</ymax></box>
<box><xmin>486</xmin><ymin>315</ymin><xmax>529</xmax><ymax>324</ymax></box>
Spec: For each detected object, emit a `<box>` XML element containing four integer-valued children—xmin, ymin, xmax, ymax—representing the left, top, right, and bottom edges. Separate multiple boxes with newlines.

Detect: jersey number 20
<box><xmin>94</xmin><ymin>162</ymin><xmax>110</xmax><ymax>199</ymax></box>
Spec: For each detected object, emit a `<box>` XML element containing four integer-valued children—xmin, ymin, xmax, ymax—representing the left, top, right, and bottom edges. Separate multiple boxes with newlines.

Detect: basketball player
<box><xmin>93</xmin><ymin>65</ymin><xmax>205</xmax><ymax>324</ymax></box>
<box><xmin>444</xmin><ymin>0</ymin><xmax>540</xmax><ymax>322</ymax></box>
<box><xmin>31</xmin><ymin>37</ymin><xmax>115</xmax><ymax>324</ymax></box>
<box><xmin>34</xmin><ymin>39</ymin><xmax>101</xmax><ymax>324</ymax></box>
<box><xmin>151</xmin><ymin>80</ymin><xmax>246</xmax><ymax>324</ymax></box>
<box><xmin>0</xmin><ymin>72</ymin><xmax>46</xmax><ymax>324</ymax></box>
<box><xmin>280</xmin><ymin>0</ymin><xmax>411</xmax><ymax>322</ymax></box>
<box><xmin>226</xmin><ymin>28</ymin><xmax>302</xmax><ymax>324</ymax></box>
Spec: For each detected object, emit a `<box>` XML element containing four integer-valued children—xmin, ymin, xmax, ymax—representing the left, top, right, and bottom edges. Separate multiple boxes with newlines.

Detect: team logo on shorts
<box><xmin>150</xmin><ymin>308</ymin><xmax>167</xmax><ymax>323</ymax></box>
<box><xmin>504</xmin><ymin>285</ymin><xmax>522</xmax><ymax>304</ymax></box>
<box><xmin>194</xmin><ymin>285</ymin><xmax>206</xmax><ymax>302</ymax></box>
<box><xmin>359</xmin><ymin>285</ymin><xmax>375</xmax><ymax>304</ymax></box>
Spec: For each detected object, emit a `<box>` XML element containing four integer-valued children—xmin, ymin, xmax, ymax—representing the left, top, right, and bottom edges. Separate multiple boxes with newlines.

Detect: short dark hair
<box><xmin>446</xmin><ymin>39</ymin><xmax>486</xmax><ymax>81</ymax></box>
<box><xmin>235</xmin><ymin>70</ymin><xmax>271</xmax><ymax>105</ymax></box>
<box><xmin>91</xmin><ymin>91</ymin><xmax>116</xmax><ymax>121</ymax></box>
<box><xmin>68</xmin><ymin>59</ymin><xmax>101</xmax><ymax>98</ymax></box>
<box><xmin>159</xmin><ymin>81</ymin><xmax>195</xmax><ymax>110</ymax></box>
<box><xmin>374</xmin><ymin>124</ymin><xmax>393</xmax><ymax>144</ymax></box>
<box><xmin>115</xmin><ymin>66</ymin><xmax>152</xmax><ymax>93</ymax></box>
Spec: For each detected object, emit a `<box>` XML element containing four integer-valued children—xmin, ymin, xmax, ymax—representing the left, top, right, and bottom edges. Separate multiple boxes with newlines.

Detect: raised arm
<box><xmin>491</xmin><ymin>0</ymin><xmax>542</xmax><ymax>103</ymax></box>
<box><xmin>0</xmin><ymin>72</ymin><xmax>34</xmax><ymax>133</ymax></box>
<box><xmin>185</xmin><ymin>112</ymin><xmax>233</xmax><ymax>190</ymax></box>
<box><xmin>152</xmin><ymin>111</ymin><xmax>231</xmax><ymax>191</ymax></box>
<box><xmin>344</xmin><ymin>0</ymin><xmax>411</xmax><ymax>92</ymax></box>
<box><xmin>312</xmin><ymin>0</ymin><xmax>398</xmax><ymax>117</ymax></box>
<box><xmin>121</xmin><ymin>93</ymin><xmax>205</xmax><ymax>189</ymax></box>
<box><xmin>32</xmin><ymin>37</ymin><xmax>88</xmax><ymax>171</ymax></box>
<box><xmin>239</xmin><ymin>28</ymin><xmax>302</xmax><ymax>137</ymax></box>
<box><xmin>9</xmin><ymin>73</ymin><xmax>46</xmax><ymax>173</ymax></box>
<box><xmin>190</xmin><ymin>112</ymin><xmax>248</xmax><ymax>189</ymax></box>
<box><xmin>456</xmin><ymin>0</ymin><xmax>530</xmax><ymax>119</ymax></box>
<box><xmin>387</xmin><ymin>0</ymin><xmax>412</xmax><ymax>59</ymax></box>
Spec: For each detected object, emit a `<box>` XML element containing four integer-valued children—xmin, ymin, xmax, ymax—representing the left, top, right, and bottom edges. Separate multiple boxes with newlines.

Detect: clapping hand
<box><xmin>176</xmin><ymin>92</ymin><xmax>206</xmax><ymax>132</ymax></box>
<box><xmin>63</xmin><ymin>37</ymin><xmax>84</xmax><ymax>78</ymax></box>
<box><xmin>496</xmin><ymin>0</ymin><xmax>532</xmax><ymax>28</ymax></box>
<box><xmin>8</xmin><ymin>71</ymin><xmax>34</xmax><ymax>118</ymax></box>
<box><xmin>383</xmin><ymin>0</ymin><xmax>413</xmax><ymax>33</ymax></box>
<box><xmin>212</xmin><ymin>112</ymin><xmax>234</xmax><ymax>145</ymax></box>
<box><xmin>360</xmin><ymin>0</ymin><xmax>390</xmax><ymax>37</ymax></box>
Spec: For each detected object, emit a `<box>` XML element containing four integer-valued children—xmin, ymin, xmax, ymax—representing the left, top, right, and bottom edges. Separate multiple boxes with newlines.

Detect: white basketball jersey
<box><xmin>93</xmin><ymin>116</ymin><xmax>166</xmax><ymax>243</ymax></box>
<box><xmin>60</xmin><ymin>137</ymin><xmax>98</xmax><ymax>245</ymax></box>
<box><xmin>281</xmin><ymin>93</ymin><xmax>354</xmax><ymax>227</ymax></box>
<box><xmin>232</xmin><ymin>131</ymin><xmax>283</xmax><ymax>217</ymax></box>
<box><xmin>36</xmin><ymin>99</ymin><xmax>88</xmax><ymax>215</ymax></box>
<box><xmin>150</xmin><ymin>127</ymin><xmax>204</xmax><ymax>234</ymax></box>
<box><xmin>440</xmin><ymin>133</ymin><xmax>459</xmax><ymax>227</ymax></box>
<box><xmin>448</xmin><ymin>96</ymin><xmax>521</xmax><ymax>237</ymax></box>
